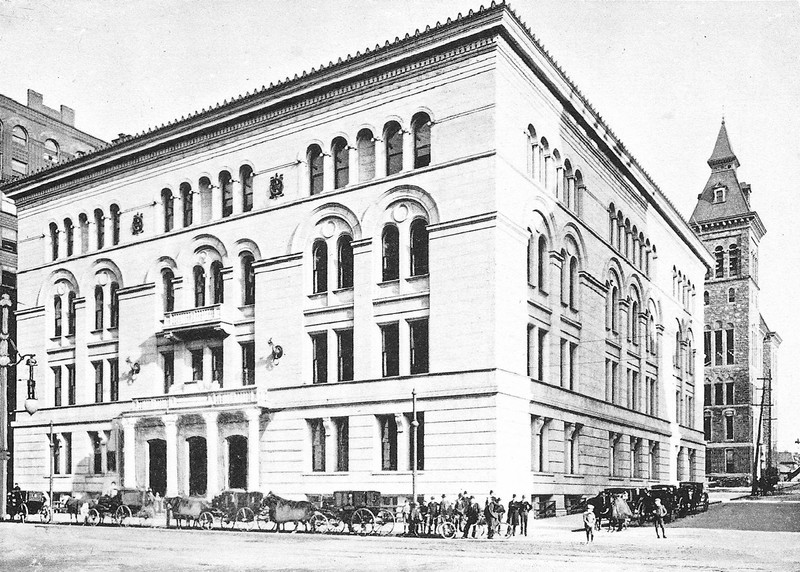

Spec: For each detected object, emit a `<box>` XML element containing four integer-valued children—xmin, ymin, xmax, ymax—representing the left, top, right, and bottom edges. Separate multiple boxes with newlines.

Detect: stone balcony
<box><xmin>130</xmin><ymin>385</ymin><xmax>258</xmax><ymax>415</ymax></box>
<box><xmin>161</xmin><ymin>304</ymin><xmax>232</xmax><ymax>341</ymax></box>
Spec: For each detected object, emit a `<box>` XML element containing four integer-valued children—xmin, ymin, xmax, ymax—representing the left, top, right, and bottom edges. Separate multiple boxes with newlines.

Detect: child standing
<box><xmin>583</xmin><ymin>504</ymin><xmax>596</xmax><ymax>543</ymax></box>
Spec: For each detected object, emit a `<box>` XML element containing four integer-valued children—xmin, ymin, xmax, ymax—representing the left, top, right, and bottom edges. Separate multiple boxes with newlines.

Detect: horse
<box><xmin>261</xmin><ymin>492</ymin><xmax>317</xmax><ymax>532</ymax></box>
<box><xmin>165</xmin><ymin>496</ymin><xmax>215</xmax><ymax>529</ymax></box>
<box><xmin>63</xmin><ymin>492</ymin><xmax>98</xmax><ymax>524</ymax></box>
<box><xmin>608</xmin><ymin>495</ymin><xmax>632</xmax><ymax>531</ymax></box>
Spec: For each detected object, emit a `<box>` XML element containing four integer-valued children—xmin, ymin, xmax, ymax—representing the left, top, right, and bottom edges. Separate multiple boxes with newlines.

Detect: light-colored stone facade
<box><xmin>2</xmin><ymin>5</ymin><xmax>708</xmax><ymax>510</ymax></box>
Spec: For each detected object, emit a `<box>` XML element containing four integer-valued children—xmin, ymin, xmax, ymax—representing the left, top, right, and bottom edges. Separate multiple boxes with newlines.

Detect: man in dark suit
<box><xmin>519</xmin><ymin>495</ymin><xmax>532</xmax><ymax>536</ymax></box>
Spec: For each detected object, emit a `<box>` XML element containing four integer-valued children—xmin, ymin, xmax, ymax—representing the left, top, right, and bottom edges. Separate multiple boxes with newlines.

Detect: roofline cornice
<box><xmin>689</xmin><ymin>211</ymin><xmax>766</xmax><ymax>240</ymax></box>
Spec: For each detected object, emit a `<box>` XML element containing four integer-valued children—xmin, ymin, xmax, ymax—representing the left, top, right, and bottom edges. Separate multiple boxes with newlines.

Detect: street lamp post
<box><xmin>411</xmin><ymin>388</ymin><xmax>419</xmax><ymax>506</ymax></box>
<box><xmin>0</xmin><ymin>293</ymin><xmax>37</xmax><ymax>519</ymax></box>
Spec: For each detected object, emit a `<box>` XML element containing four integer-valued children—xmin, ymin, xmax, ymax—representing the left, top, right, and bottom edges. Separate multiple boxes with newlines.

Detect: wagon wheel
<box><xmin>87</xmin><ymin>508</ymin><xmax>100</xmax><ymax>526</ymax></box>
<box><xmin>309</xmin><ymin>513</ymin><xmax>328</xmax><ymax>534</ymax></box>
<box><xmin>39</xmin><ymin>505</ymin><xmax>52</xmax><ymax>524</ymax></box>
<box><xmin>373</xmin><ymin>509</ymin><xmax>395</xmax><ymax>536</ymax></box>
<box><xmin>256</xmin><ymin>514</ymin><xmax>276</xmax><ymax>531</ymax></box>
<box><xmin>115</xmin><ymin>505</ymin><xmax>132</xmax><ymax>526</ymax></box>
<box><xmin>439</xmin><ymin>521</ymin><xmax>456</xmax><ymax>539</ymax></box>
<box><xmin>198</xmin><ymin>511</ymin><xmax>215</xmax><ymax>530</ymax></box>
<box><xmin>327</xmin><ymin>515</ymin><xmax>346</xmax><ymax>534</ymax></box>
<box><xmin>351</xmin><ymin>508</ymin><xmax>375</xmax><ymax>536</ymax></box>
<box><xmin>234</xmin><ymin>507</ymin><xmax>255</xmax><ymax>532</ymax></box>
<box><xmin>19</xmin><ymin>504</ymin><xmax>29</xmax><ymax>523</ymax></box>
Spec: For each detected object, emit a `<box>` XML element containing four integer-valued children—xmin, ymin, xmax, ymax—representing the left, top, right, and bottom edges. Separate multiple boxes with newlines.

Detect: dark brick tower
<box><xmin>690</xmin><ymin>120</ymin><xmax>778</xmax><ymax>485</ymax></box>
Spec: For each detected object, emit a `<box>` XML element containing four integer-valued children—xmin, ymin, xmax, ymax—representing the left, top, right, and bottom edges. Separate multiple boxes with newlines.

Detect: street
<box><xmin>2</xmin><ymin>499</ymin><xmax>799</xmax><ymax>572</ymax></box>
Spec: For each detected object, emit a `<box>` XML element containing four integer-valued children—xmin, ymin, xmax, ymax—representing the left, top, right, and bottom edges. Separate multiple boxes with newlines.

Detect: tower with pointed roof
<box><xmin>691</xmin><ymin>121</ymin><xmax>779</xmax><ymax>486</ymax></box>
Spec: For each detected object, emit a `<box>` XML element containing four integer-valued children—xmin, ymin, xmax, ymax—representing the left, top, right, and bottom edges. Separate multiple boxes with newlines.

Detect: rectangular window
<box><xmin>162</xmin><ymin>352</ymin><xmax>174</xmax><ymax>394</ymax></box>
<box><xmin>53</xmin><ymin>367</ymin><xmax>62</xmax><ymax>407</ymax></box>
<box><xmin>63</xmin><ymin>433</ymin><xmax>72</xmax><ymax>474</ymax></box>
<box><xmin>704</xmin><ymin>415</ymin><xmax>711</xmax><ymax>441</ymax></box>
<box><xmin>93</xmin><ymin>361</ymin><xmax>103</xmax><ymax>403</ymax></box>
<box><xmin>704</xmin><ymin>384</ymin><xmax>711</xmax><ymax>406</ymax></box>
<box><xmin>714</xmin><ymin>330</ymin><xmax>723</xmax><ymax>365</ymax></box>
<box><xmin>687</xmin><ymin>395</ymin><xmax>694</xmax><ymax>428</ymax></box>
<box><xmin>93</xmin><ymin>433</ymin><xmax>103</xmax><ymax>474</ymax></box>
<box><xmin>726</xmin><ymin>328</ymin><xmax>735</xmax><ymax>364</ymax></box>
<box><xmin>569</xmin><ymin>342</ymin><xmax>577</xmax><ymax>391</ymax></box>
<box><xmin>725</xmin><ymin>415</ymin><xmax>734</xmax><ymax>440</ymax></box>
<box><xmin>715</xmin><ymin>383</ymin><xmax>723</xmax><ymax>405</ymax></box>
<box><xmin>379</xmin><ymin>415</ymin><xmax>398</xmax><ymax>471</ymax></box>
<box><xmin>211</xmin><ymin>346</ymin><xmax>223</xmax><ymax>386</ymax></box>
<box><xmin>67</xmin><ymin>365</ymin><xmax>76</xmax><ymax>405</ymax></box>
<box><xmin>11</xmin><ymin>159</ymin><xmax>27</xmax><ymax>177</ymax></box>
<box><xmin>527</xmin><ymin>326</ymin><xmax>536</xmax><ymax>378</ymax></box>
<box><xmin>241</xmin><ymin>342</ymin><xmax>255</xmax><ymax>386</ymax></box>
<box><xmin>109</xmin><ymin>358</ymin><xmax>119</xmax><ymax>402</ymax></box>
<box><xmin>191</xmin><ymin>349</ymin><xmax>203</xmax><ymax>382</ymax></box>
<box><xmin>335</xmin><ymin>417</ymin><xmax>349</xmax><ymax>472</ymax></box>
<box><xmin>311</xmin><ymin>332</ymin><xmax>328</xmax><ymax>384</ymax></box>
<box><xmin>675</xmin><ymin>390</ymin><xmax>681</xmax><ymax>424</ymax></box>
<box><xmin>409</xmin><ymin>319</ymin><xmax>429</xmax><ymax>375</ymax></box>
<box><xmin>407</xmin><ymin>412</ymin><xmax>424</xmax><ymax>471</ymax></box>
<box><xmin>650</xmin><ymin>378</ymin><xmax>658</xmax><ymax>416</ymax></box>
<box><xmin>725</xmin><ymin>448</ymin><xmax>735</xmax><ymax>473</ymax></box>
<box><xmin>725</xmin><ymin>382</ymin><xmax>734</xmax><ymax>405</ymax></box>
<box><xmin>611</xmin><ymin>361</ymin><xmax>619</xmax><ymax>404</ymax></box>
<box><xmin>560</xmin><ymin>340</ymin><xmax>567</xmax><ymax>388</ymax></box>
<box><xmin>537</xmin><ymin>329</ymin><xmax>547</xmax><ymax>382</ymax></box>
<box><xmin>380</xmin><ymin>323</ymin><xmax>399</xmax><ymax>377</ymax></box>
<box><xmin>631</xmin><ymin>371</ymin><xmax>639</xmax><ymax>411</ymax></box>
<box><xmin>337</xmin><ymin>329</ymin><xmax>353</xmax><ymax>382</ymax></box>
<box><xmin>310</xmin><ymin>419</ymin><xmax>326</xmax><ymax>472</ymax></box>
<box><xmin>704</xmin><ymin>331</ymin><xmax>711</xmax><ymax>366</ymax></box>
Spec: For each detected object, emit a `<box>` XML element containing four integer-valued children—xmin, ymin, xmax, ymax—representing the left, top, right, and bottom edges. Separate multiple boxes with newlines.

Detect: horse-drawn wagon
<box><xmin>678</xmin><ymin>481</ymin><xmax>709</xmax><ymax>514</ymax></box>
<box><xmin>210</xmin><ymin>490</ymin><xmax>266</xmax><ymax>531</ymax></box>
<box><xmin>83</xmin><ymin>488</ymin><xmax>154</xmax><ymax>526</ymax></box>
<box><xmin>7</xmin><ymin>490</ymin><xmax>51</xmax><ymax>523</ymax></box>
<box><xmin>313</xmin><ymin>490</ymin><xmax>395</xmax><ymax>536</ymax></box>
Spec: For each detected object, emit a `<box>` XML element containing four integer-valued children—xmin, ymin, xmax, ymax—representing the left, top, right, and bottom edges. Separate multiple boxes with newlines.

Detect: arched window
<box><xmin>539</xmin><ymin>138</ymin><xmax>549</xmax><ymax>186</ymax></box>
<box><xmin>94</xmin><ymin>209</ymin><xmax>104</xmax><ymax>250</ymax></box>
<box><xmin>527</xmin><ymin>232</ymin><xmax>536</xmax><ymax>286</ymax></box>
<box><xmin>412</xmin><ymin>112</ymin><xmax>431</xmax><ymax>168</ymax></box>
<box><xmin>527</xmin><ymin>125</ymin><xmax>538</xmax><ymax>178</ymax></box>
<box><xmin>110</xmin><ymin>204</ymin><xmax>120</xmax><ymax>246</ymax></box>
<box><xmin>410</xmin><ymin>219</ymin><xmax>429</xmax><ymax>277</ymax></box>
<box><xmin>630</xmin><ymin>299</ymin><xmax>640</xmax><ymax>345</ymax></box>
<box><xmin>714</xmin><ymin>246</ymin><xmax>724</xmax><ymax>278</ymax></box>
<box><xmin>609</xmin><ymin>284</ymin><xmax>619</xmax><ymax>333</ymax></box>
<box><xmin>44</xmin><ymin>139</ymin><xmax>59</xmax><ymax>162</ymax></box>
<box><xmin>563</xmin><ymin>160</ymin><xmax>574</xmax><ymax>207</ymax></box>
<box><xmin>162</xmin><ymin>269</ymin><xmax>175</xmax><ymax>312</ymax></box>
<box><xmin>337</xmin><ymin>236</ymin><xmax>353</xmax><ymax>289</ymax></box>
<box><xmin>193</xmin><ymin>266</ymin><xmax>206</xmax><ymax>307</ymax></box>
<box><xmin>675</xmin><ymin>330</ymin><xmax>682</xmax><ymax>369</ymax></box>
<box><xmin>181</xmin><ymin>183</ymin><xmax>193</xmax><ymax>226</ymax></box>
<box><xmin>94</xmin><ymin>285</ymin><xmax>104</xmax><ymax>330</ymax></box>
<box><xmin>240</xmin><ymin>165</ymin><xmax>254</xmax><ymax>213</ymax></box>
<box><xmin>211</xmin><ymin>261</ymin><xmax>224</xmax><ymax>304</ymax></box>
<box><xmin>109</xmin><ymin>281</ymin><xmax>119</xmax><ymax>328</ymax></box>
<box><xmin>537</xmin><ymin>235</ymin><xmax>547</xmax><ymax>290</ymax></box>
<box><xmin>67</xmin><ymin>291</ymin><xmax>76</xmax><ymax>335</ymax></box>
<box><xmin>569</xmin><ymin>255</ymin><xmax>578</xmax><ymax>309</ymax></box>
<box><xmin>728</xmin><ymin>287</ymin><xmax>735</xmax><ymax>303</ymax></box>
<box><xmin>242</xmin><ymin>254</ymin><xmax>255</xmax><ymax>305</ymax></box>
<box><xmin>220</xmin><ymin>171</ymin><xmax>234</xmax><ymax>218</ymax></box>
<box><xmin>199</xmin><ymin>177</ymin><xmax>213</xmax><ymax>223</ymax></box>
<box><xmin>11</xmin><ymin>125</ymin><xmax>27</xmax><ymax>147</ymax></box>
<box><xmin>357</xmin><ymin>128</ymin><xmax>375</xmax><ymax>182</ymax></box>
<box><xmin>704</xmin><ymin>291</ymin><xmax>710</xmax><ymax>306</ymax></box>
<box><xmin>384</xmin><ymin>121</ymin><xmax>403</xmax><ymax>176</ymax></box>
<box><xmin>307</xmin><ymin>144</ymin><xmax>324</xmax><ymax>195</ymax></box>
<box><xmin>729</xmin><ymin>244</ymin><xmax>739</xmax><ymax>276</ymax></box>
<box><xmin>332</xmin><ymin>137</ymin><xmax>349</xmax><ymax>189</ymax></box>
<box><xmin>162</xmin><ymin>188</ymin><xmax>174</xmax><ymax>232</ymax></box>
<box><xmin>549</xmin><ymin>149</ymin><xmax>561</xmax><ymax>195</ymax></box>
<box><xmin>382</xmin><ymin>225</ymin><xmax>400</xmax><ymax>282</ymax></box>
<box><xmin>572</xmin><ymin>170</ymin><xmax>583</xmax><ymax>214</ymax></box>
<box><xmin>49</xmin><ymin>222</ymin><xmax>59</xmax><ymax>260</ymax></box>
<box><xmin>312</xmin><ymin>240</ymin><xmax>328</xmax><ymax>294</ymax></box>
<box><xmin>53</xmin><ymin>296</ymin><xmax>62</xmax><ymax>337</ymax></box>
<box><xmin>64</xmin><ymin>218</ymin><xmax>74</xmax><ymax>257</ymax></box>
<box><xmin>79</xmin><ymin>213</ymin><xmax>89</xmax><ymax>254</ymax></box>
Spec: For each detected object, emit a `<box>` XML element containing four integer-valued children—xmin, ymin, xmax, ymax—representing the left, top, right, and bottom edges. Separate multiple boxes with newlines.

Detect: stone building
<box><xmin>691</xmin><ymin>121</ymin><xmax>780</xmax><ymax>485</ymax></box>
<box><xmin>2</xmin><ymin>4</ymin><xmax>707</xmax><ymax>512</ymax></box>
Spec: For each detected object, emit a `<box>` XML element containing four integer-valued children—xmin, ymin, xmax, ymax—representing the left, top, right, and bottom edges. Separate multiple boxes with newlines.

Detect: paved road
<box><xmin>2</xmin><ymin>507</ymin><xmax>800</xmax><ymax>572</ymax></box>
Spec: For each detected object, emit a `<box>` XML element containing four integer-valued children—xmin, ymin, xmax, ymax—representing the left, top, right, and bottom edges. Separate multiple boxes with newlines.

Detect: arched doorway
<box><xmin>187</xmin><ymin>436</ymin><xmax>207</xmax><ymax>496</ymax></box>
<box><xmin>227</xmin><ymin>435</ymin><xmax>248</xmax><ymax>489</ymax></box>
<box><xmin>148</xmin><ymin>439</ymin><xmax>167</xmax><ymax>496</ymax></box>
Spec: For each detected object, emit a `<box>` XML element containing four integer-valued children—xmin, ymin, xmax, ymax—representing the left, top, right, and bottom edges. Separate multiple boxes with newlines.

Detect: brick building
<box><xmin>2</xmin><ymin>4</ymin><xmax>707</xmax><ymax>513</ymax></box>
<box><xmin>691</xmin><ymin>121</ymin><xmax>780</xmax><ymax>485</ymax></box>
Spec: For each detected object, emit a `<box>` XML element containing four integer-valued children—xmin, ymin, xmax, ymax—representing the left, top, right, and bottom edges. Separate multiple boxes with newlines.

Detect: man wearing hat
<box><xmin>583</xmin><ymin>503</ymin><xmax>596</xmax><ymax>543</ymax></box>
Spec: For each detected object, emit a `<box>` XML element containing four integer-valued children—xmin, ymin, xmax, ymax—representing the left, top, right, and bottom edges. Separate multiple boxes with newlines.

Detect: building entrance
<box><xmin>227</xmin><ymin>435</ymin><xmax>248</xmax><ymax>489</ymax></box>
<box><xmin>148</xmin><ymin>439</ymin><xmax>167</xmax><ymax>496</ymax></box>
<box><xmin>187</xmin><ymin>436</ymin><xmax>207</xmax><ymax>496</ymax></box>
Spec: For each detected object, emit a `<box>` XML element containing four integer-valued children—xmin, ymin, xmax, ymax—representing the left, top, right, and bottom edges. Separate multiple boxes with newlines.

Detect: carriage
<box><xmin>7</xmin><ymin>490</ymin><xmax>51</xmax><ymax>523</ymax></box>
<box><xmin>678</xmin><ymin>481</ymin><xmax>709</xmax><ymax>514</ymax></box>
<box><xmin>313</xmin><ymin>490</ymin><xmax>396</xmax><ymax>536</ymax></box>
<box><xmin>644</xmin><ymin>485</ymin><xmax>680</xmax><ymax>522</ymax></box>
<box><xmin>210</xmin><ymin>490</ymin><xmax>267</xmax><ymax>531</ymax></box>
<box><xmin>87</xmin><ymin>488</ymin><xmax>155</xmax><ymax>526</ymax></box>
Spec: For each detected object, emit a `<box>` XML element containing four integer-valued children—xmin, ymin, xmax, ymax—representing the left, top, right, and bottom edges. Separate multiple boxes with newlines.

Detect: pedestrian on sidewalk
<box><xmin>583</xmin><ymin>504</ymin><xmax>596</xmax><ymax>543</ymax></box>
<box><xmin>653</xmin><ymin>498</ymin><xmax>667</xmax><ymax>539</ymax></box>
<box><xmin>519</xmin><ymin>495</ymin><xmax>532</xmax><ymax>536</ymax></box>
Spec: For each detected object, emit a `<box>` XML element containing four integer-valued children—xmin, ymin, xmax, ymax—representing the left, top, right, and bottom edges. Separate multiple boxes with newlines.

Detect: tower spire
<box><xmin>707</xmin><ymin>118</ymin><xmax>739</xmax><ymax>170</ymax></box>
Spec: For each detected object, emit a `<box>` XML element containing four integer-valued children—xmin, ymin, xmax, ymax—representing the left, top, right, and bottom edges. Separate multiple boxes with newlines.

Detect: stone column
<box><xmin>375</xmin><ymin>136</ymin><xmax>386</xmax><ymax>179</ymax></box>
<box><xmin>203</xmin><ymin>346</ymin><xmax>213</xmax><ymax>386</ymax></box>
<box><xmin>323</xmin><ymin>417</ymin><xmax>336</xmax><ymax>473</ymax></box>
<box><xmin>122</xmin><ymin>418</ymin><xmax>137</xmax><ymax>488</ymax></box>
<box><xmin>103</xmin><ymin>215</ymin><xmax>112</xmax><ymax>249</ymax></box>
<box><xmin>531</xmin><ymin>417</ymin><xmax>545</xmax><ymax>472</ymax></box>
<box><xmin>203</xmin><ymin>412</ymin><xmax>219</xmax><ymax>498</ymax></box>
<box><xmin>164</xmin><ymin>415</ymin><xmax>178</xmax><ymax>497</ymax></box>
<box><xmin>246</xmin><ymin>409</ymin><xmax>261</xmax><ymax>491</ymax></box>
<box><xmin>395</xmin><ymin>414</ymin><xmax>409</xmax><ymax>472</ymax></box>
<box><xmin>174</xmin><ymin>192</ymin><xmax>183</xmax><ymax>228</ymax></box>
<box><xmin>347</xmin><ymin>144</ymin><xmax>358</xmax><ymax>185</ymax></box>
<box><xmin>323</xmin><ymin>152</ymin><xmax>334</xmax><ymax>193</ymax></box>
<box><xmin>211</xmin><ymin>182</ymin><xmax>222</xmax><ymax>220</ymax></box>
<box><xmin>402</xmin><ymin>128</ymin><xmax>414</xmax><ymax>172</ymax></box>
<box><xmin>192</xmin><ymin>188</ymin><xmax>201</xmax><ymax>226</ymax></box>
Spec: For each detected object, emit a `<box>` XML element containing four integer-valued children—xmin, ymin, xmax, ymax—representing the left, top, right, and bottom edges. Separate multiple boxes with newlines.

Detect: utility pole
<box><xmin>752</xmin><ymin>373</ymin><xmax>772</xmax><ymax>494</ymax></box>
<box><xmin>411</xmin><ymin>388</ymin><xmax>418</xmax><ymax>505</ymax></box>
<box><xmin>48</xmin><ymin>420</ymin><xmax>54</xmax><ymax>506</ymax></box>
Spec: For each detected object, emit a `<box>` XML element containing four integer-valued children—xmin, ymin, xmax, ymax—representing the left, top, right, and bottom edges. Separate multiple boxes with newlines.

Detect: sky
<box><xmin>1</xmin><ymin>0</ymin><xmax>798</xmax><ymax>450</ymax></box>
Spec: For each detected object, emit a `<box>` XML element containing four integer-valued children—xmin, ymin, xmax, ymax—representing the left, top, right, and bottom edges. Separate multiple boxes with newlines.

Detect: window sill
<box><xmin>377</xmin><ymin>279</ymin><xmax>400</xmax><ymax>287</ymax></box>
<box><xmin>308</xmin><ymin>292</ymin><xmax>327</xmax><ymax>300</ymax></box>
<box><xmin>407</xmin><ymin>273</ymin><xmax>429</xmax><ymax>281</ymax></box>
<box><xmin>332</xmin><ymin>287</ymin><xmax>353</xmax><ymax>295</ymax></box>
